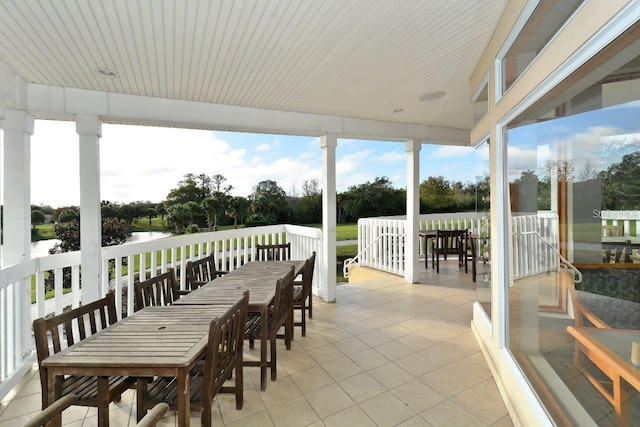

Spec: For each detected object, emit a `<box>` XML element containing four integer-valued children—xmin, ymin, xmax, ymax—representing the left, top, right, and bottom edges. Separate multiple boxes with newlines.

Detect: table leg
<box><xmin>136</xmin><ymin>378</ymin><xmax>146</xmax><ymax>422</ymax></box>
<box><xmin>260</xmin><ymin>305</ymin><xmax>268</xmax><ymax>391</ymax></box>
<box><xmin>47</xmin><ymin>370</ymin><xmax>62</xmax><ymax>427</ymax></box>
<box><xmin>177</xmin><ymin>369</ymin><xmax>190</xmax><ymax>427</ymax></box>
<box><xmin>614</xmin><ymin>375</ymin><xmax>633</xmax><ymax>426</ymax></box>
<box><xmin>96</xmin><ymin>376</ymin><xmax>110</xmax><ymax>427</ymax></box>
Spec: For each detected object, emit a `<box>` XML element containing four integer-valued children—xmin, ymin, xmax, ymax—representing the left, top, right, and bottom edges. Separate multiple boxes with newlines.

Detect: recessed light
<box><xmin>96</xmin><ymin>68</ymin><xmax>118</xmax><ymax>79</ymax></box>
<box><xmin>418</xmin><ymin>91</ymin><xmax>445</xmax><ymax>101</ymax></box>
<box><xmin>392</xmin><ymin>108</ymin><xmax>404</xmax><ymax>113</ymax></box>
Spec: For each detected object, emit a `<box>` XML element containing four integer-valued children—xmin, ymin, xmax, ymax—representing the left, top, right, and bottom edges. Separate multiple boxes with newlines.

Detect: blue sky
<box><xmin>29</xmin><ymin>120</ymin><xmax>479</xmax><ymax>207</ymax></box>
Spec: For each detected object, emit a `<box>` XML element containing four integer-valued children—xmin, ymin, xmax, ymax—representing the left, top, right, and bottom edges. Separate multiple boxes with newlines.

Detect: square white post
<box><xmin>76</xmin><ymin>114</ymin><xmax>103</xmax><ymax>303</ymax></box>
<box><xmin>321</xmin><ymin>134</ymin><xmax>337</xmax><ymax>302</ymax></box>
<box><xmin>405</xmin><ymin>139</ymin><xmax>421</xmax><ymax>283</ymax></box>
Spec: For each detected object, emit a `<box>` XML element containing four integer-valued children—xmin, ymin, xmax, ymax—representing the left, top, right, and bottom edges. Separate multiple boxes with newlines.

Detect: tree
<box><xmin>420</xmin><ymin>176</ymin><xmax>455</xmax><ymax>212</ymax></box>
<box><xmin>226</xmin><ymin>196</ymin><xmax>251</xmax><ymax>228</ymax></box>
<box><xmin>340</xmin><ymin>177</ymin><xmax>405</xmax><ymax>222</ymax></box>
<box><xmin>165</xmin><ymin>203</ymin><xmax>192</xmax><ymax>233</ymax></box>
<box><xmin>58</xmin><ymin>209</ymin><xmax>79</xmax><ymax>223</ymax></box>
<box><xmin>101</xmin><ymin>201</ymin><xmax>120</xmax><ymax>219</ymax></box>
<box><xmin>601</xmin><ymin>152</ymin><xmax>640</xmax><ymax>209</ymax></box>
<box><xmin>166</xmin><ymin>173</ymin><xmax>212</xmax><ymax>205</ymax></box>
<box><xmin>249</xmin><ymin>180</ymin><xmax>289</xmax><ymax>222</ymax></box>
<box><xmin>297</xmin><ymin>179</ymin><xmax>322</xmax><ymax>224</ymax></box>
<box><xmin>31</xmin><ymin>209</ymin><xmax>45</xmax><ymax>229</ymax></box>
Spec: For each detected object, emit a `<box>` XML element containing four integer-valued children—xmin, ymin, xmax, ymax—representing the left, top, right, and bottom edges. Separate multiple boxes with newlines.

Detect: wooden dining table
<box><xmin>174</xmin><ymin>260</ymin><xmax>306</xmax><ymax>390</ymax></box>
<box><xmin>41</xmin><ymin>304</ymin><xmax>236</xmax><ymax>427</ymax></box>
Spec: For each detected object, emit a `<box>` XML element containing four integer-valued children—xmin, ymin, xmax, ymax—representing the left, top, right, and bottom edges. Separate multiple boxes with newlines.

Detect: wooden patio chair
<box><xmin>431</xmin><ymin>229</ymin><xmax>467</xmax><ymax>273</ymax></box>
<box><xmin>244</xmin><ymin>266</ymin><xmax>295</xmax><ymax>381</ymax></box>
<box><xmin>292</xmin><ymin>251</ymin><xmax>316</xmax><ymax>337</ymax></box>
<box><xmin>32</xmin><ymin>292</ymin><xmax>136</xmax><ymax>420</ymax></box>
<box><xmin>186</xmin><ymin>253</ymin><xmax>228</xmax><ymax>290</ymax></box>
<box><xmin>138</xmin><ymin>292</ymin><xmax>249</xmax><ymax>426</ymax></box>
<box><xmin>133</xmin><ymin>268</ymin><xmax>189</xmax><ymax>311</ymax></box>
<box><xmin>24</xmin><ymin>394</ymin><xmax>169</xmax><ymax>427</ymax></box>
<box><xmin>255</xmin><ymin>243</ymin><xmax>291</xmax><ymax>261</ymax></box>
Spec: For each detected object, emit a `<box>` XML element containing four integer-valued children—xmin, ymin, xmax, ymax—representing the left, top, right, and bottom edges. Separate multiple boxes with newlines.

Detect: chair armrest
<box><xmin>137</xmin><ymin>402</ymin><xmax>169</xmax><ymax>427</ymax></box>
<box><xmin>24</xmin><ymin>394</ymin><xmax>78</xmax><ymax>427</ymax></box>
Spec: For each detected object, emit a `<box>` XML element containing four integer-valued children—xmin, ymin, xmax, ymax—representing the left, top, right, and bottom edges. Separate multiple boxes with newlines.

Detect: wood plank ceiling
<box><xmin>0</xmin><ymin>0</ymin><xmax>507</xmax><ymax>131</ymax></box>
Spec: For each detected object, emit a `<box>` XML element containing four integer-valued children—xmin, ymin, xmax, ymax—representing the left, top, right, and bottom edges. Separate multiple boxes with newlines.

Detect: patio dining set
<box><xmin>28</xmin><ymin>243</ymin><xmax>316</xmax><ymax>427</ymax></box>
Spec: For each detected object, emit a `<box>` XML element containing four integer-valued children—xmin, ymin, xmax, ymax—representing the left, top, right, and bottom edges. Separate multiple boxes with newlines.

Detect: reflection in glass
<box><xmin>506</xmin><ymin>46</ymin><xmax>640</xmax><ymax>425</ymax></box>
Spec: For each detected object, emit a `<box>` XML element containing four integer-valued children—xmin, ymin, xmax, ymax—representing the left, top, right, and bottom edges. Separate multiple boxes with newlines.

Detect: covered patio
<box><xmin>0</xmin><ymin>263</ymin><xmax>509</xmax><ymax>426</ymax></box>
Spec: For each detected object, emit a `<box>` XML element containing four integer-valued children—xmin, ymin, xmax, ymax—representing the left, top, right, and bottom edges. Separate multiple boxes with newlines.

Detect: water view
<box><xmin>30</xmin><ymin>231</ymin><xmax>173</xmax><ymax>258</ymax></box>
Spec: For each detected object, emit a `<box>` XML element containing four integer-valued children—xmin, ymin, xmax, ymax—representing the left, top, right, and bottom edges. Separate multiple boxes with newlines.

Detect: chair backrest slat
<box><xmin>186</xmin><ymin>254</ymin><xmax>217</xmax><ymax>289</ymax></box>
<box><xmin>134</xmin><ymin>268</ymin><xmax>179</xmax><ymax>311</ymax></box>
<box><xmin>33</xmin><ymin>292</ymin><xmax>119</xmax><ymax>400</ymax></box>
<box><xmin>202</xmin><ymin>291</ymin><xmax>249</xmax><ymax>403</ymax></box>
<box><xmin>272</xmin><ymin>266</ymin><xmax>295</xmax><ymax>324</ymax></box>
<box><xmin>255</xmin><ymin>243</ymin><xmax>291</xmax><ymax>261</ymax></box>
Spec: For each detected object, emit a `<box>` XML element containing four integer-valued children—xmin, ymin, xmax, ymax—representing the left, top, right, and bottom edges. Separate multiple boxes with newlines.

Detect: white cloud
<box><xmin>256</xmin><ymin>143</ymin><xmax>270</xmax><ymax>152</ymax></box>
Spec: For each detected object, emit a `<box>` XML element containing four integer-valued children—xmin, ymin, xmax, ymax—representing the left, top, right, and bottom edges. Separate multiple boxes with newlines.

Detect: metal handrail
<box><xmin>521</xmin><ymin>230</ymin><xmax>582</xmax><ymax>283</ymax></box>
<box><xmin>343</xmin><ymin>232</ymin><xmax>404</xmax><ymax>278</ymax></box>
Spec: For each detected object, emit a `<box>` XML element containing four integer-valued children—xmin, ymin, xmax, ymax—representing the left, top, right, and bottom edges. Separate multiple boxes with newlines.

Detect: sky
<box><xmin>27</xmin><ymin>119</ymin><xmax>481</xmax><ymax>207</ymax></box>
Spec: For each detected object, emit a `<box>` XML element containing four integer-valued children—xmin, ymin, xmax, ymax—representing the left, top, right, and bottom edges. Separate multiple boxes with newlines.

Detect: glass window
<box><xmin>501</xmin><ymin>0</ymin><xmax>583</xmax><ymax>95</ymax></box>
<box><xmin>475</xmin><ymin>140</ymin><xmax>491</xmax><ymax>317</ymax></box>
<box><xmin>506</xmin><ymin>24</ymin><xmax>640</xmax><ymax>425</ymax></box>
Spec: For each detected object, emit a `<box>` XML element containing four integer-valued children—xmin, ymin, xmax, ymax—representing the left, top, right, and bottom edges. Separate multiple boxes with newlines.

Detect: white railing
<box><xmin>600</xmin><ymin>210</ymin><xmax>640</xmax><ymax>236</ymax></box>
<box><xmin>510</xmin><ymin>213</ymin><xmax>559</xmax><ymax>279</ymax></box>
<box><xmin>343</xmin><ymin>232</ymin><xmax>403</xmax><ymax>278</ymax></box>
<box><xmin>355</xmin><ymin>213</ymin><xmax>487</xmax><ymax>275</ymax></box>
<box><xmin>355</xmin><ymin>212</ymin><xmax>563</xmax><ymax>282</ymax></box>
<box><xmin>356</xmin><ymin>218</ymin><xmax>407</xmax><ymax>276</ymax></box>
<box><xmin>0</xmin><ymin>224</ymin><xmax>322</xmax><ymax>400</ymax></box>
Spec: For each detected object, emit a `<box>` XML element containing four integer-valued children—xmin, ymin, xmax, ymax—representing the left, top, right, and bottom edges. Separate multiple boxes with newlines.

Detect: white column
<box><xmin>321</xmin><ymin>134</ymin><xmax>337</xmax><ymax>302</ymax></box>
<box><xmin>405</xmin><ymin>140</ymin><xmax>421</xmax><ymax>283</ymax></box>
<box><xmin>76</xmin><ymin>115</ymin><xmax>102</xmax><ymax>303</ymax></box>
<box><xmin>1</xmin><ymin>109</ymin><xmax>34</xmax><ymax>266</ymax></box>
<box><xmin>1</xmin><ymin>108</ymin><xmax>34</xmax><ymax>365</ymax></box>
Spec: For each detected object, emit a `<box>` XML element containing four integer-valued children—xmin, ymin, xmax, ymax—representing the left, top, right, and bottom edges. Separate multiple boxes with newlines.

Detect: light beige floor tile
<box><xmin>338</xmin><ymin>372</ymin><xmax>386</xmax><ymax>403</ymax></box>
<box><xmin>419</xmin><ymin>365</ymin><xmax>476</xmax><ymax>398</ymax></box>
<box><xmin>357</xmin><ymin>329</ymin><xmax>393</xmax><ymax>347</ymax></box>
<box><xmin>374</xmin><ymin>340</ymin><xmax>414</xmax><ymax>361</ymax></box>
<box><xmin>349</xmin><ymin>348</ymin><xmax>390</xmax><ymax>371</ymax></box>
<box><xmin>218</xmin><ymin>388</ymin><xmax>266</xmax><ymax>424</ymax></box>
<box><xmin>322</xmin><ymin>405</ymin><xmax>377</xmax><ymax>427</ymax></box>
<box><xmin>266</xmin><ymin>395</ymin><xmax>320</xmax><ymax>427</ymax></box>
<box><xmin>259</xmin><ymin>376</ymin><xmax>302</xmax><ymax>408</ymax></box>
<box><xmin>451</xmin><ymin>378</ymin><xmax>509</xmax><ymax>425</ymax></box>
<box><xmin>368</xmin><ymin>362</ymin><xmax>414</xmax><ymax>389</ymax></box>
<box><xmin>395</xmin><ymin>352</ymin><xmax>440</xmax><ymax>377</ymax></box>
<box><xmin>225</xmin><ymin>409</ymin><xmax>275</xmax><ymax>427</ymax></box>
<box><xmin>420</xmin><ymin>400</ymin><xmax>485</xmax><ymax>427</ymax></box>
<box><xmin>396</xmin><ymin>414</ymin><xmax>436</xmax><ymax>426</ymax></box>
<box><xmin>321</xmin><ymin>356</ymin><xmax>364</xmax><ymax>382</ymax></box>
<box><xmin>359</xmin><ymin>391</ymin><xmax>417</xmax><ymax>427</ymax></box>
<box><xmin>289</xmin><ymin>366</ymin><xmax>336</xmax><ymax>394</ymax></box>
<box><xmin>392</xmin><ymin>379</ymin><xmax>446</xmax><ymax>413</ymax></box>
<box><xmin>305</xmin><ymin>343</ymin><xmax>345</xmax><ymax>365</ymax></box>
<box><xmin>333</xmin><ymin>336</ymin><xmax>370</xmax><ymax>355</ymax></box>
<box><xmin>491</xmin><ymin>414</ymin><xmax>515</xmax><ymax>426</ymax></box>
<box><xmin>304</xmin><ymin>383</ymin><xmax>355</xmax><ymax>418</ymax></box>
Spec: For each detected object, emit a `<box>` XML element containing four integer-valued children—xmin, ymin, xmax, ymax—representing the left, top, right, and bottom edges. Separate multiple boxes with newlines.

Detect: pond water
<box><xmin>30</xmin><ymin>231</ymin><xmax>173</xmax><ymax>258</ymax></box>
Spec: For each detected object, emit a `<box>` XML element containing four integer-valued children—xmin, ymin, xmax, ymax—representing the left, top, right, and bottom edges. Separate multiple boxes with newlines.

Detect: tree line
<box><xmin>31</xmin><ymin>173</ymin><xmax>489</xmax><ymax>235</ymax></box>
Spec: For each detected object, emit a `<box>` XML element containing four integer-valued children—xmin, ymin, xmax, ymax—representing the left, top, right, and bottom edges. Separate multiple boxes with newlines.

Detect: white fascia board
<box><xmin>26</xmin><ymin>82</ymin><xmax>470</xmax><ymax>144</ymax></box>
<box><xmin>0</xmin><ymin>59</ymin><xmax>26</xmax><ymax>109</ymax></box>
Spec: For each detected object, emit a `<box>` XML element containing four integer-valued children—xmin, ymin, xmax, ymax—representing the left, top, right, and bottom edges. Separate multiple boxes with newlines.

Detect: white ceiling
<box><xmin>0</xmin><ymin>0</ymin><xmax>506</xmax><ymax>133</ymax></box>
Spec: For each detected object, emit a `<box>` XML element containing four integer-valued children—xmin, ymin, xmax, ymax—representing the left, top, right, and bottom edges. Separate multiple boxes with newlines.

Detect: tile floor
<box><xmin>0</xmin><ymin>262</ymin><xmax>512</xmax><ymax>426</ymax></box>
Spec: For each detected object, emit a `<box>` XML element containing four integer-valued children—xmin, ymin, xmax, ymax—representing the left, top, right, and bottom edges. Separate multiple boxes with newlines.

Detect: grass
<box><xmin>130</xmin><ymin>217</ymin><xmax>171</xmax><ymax>232</ymax></box>
<box><xmin>32</xmin><ymin>223</ymin><xmax>55</xmax><ymax>241</ymax></box>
